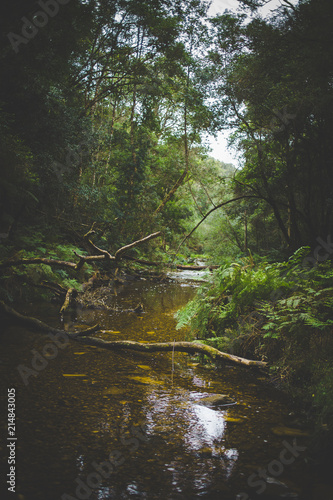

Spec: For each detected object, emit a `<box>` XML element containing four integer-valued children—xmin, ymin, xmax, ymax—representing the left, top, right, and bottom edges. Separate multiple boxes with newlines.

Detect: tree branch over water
<box><xmin>0</xmin><ymin>231</ymin><xmax>162</xmax><ymax>272</ymax></box>
<box><xmin>0</xmin><ymin>300</ymin><xmax>267</xmax><ymax>370</ymax></box>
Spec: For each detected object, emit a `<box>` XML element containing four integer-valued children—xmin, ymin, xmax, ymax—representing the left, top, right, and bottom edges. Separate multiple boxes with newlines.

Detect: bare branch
<box><xmin>114</xmin><ymin>232</ymin><xmax>162</xmax><ymax>260</ymax></box>
<box><xmin>175</xmin><ymin>195</ymin><xmax>259</xmax><ymax>254</ymax></box>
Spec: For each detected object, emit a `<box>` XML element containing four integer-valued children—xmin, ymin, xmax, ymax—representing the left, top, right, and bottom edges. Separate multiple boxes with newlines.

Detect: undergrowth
<box><xmin>176</xmin><ymin>247</ymin><xmax>333</xmax><ymax>433</ymax></box>
<box><xmin>0</xmin><ymin>240</ymin><xmax>94</xmax><ymax>302</ymax></box>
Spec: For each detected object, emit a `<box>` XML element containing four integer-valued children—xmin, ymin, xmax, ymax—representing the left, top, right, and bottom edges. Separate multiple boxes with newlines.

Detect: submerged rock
<box><xmin>196</xmin><ymin>394</ymin><xmax>236</xmax><ymax>407</ymax></box>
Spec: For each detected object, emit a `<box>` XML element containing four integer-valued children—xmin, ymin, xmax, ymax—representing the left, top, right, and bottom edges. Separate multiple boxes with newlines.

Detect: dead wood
<box><xmin>0</xmin><ymin>257</ymin><xmax>79</xmax><ymax>271</ymax></box>
<box><xmin>0</xmin><ymin>300</ymin><xmax>267</xmax><ymax>370</ymax></box>
<box><xmin>0</xmin><ymin>231</ymin><xmax>162</xmax><ymax>273</ymax></box>
<box><xmin>83</xmin><ymin>227</ymin><xmax>114</xmax><ymax>260</ymax></box>
<box><xmin>78</xmin><ymin>337</ymin><xmax>267</xmax><ymax>368</ymax></box>
<box><xmin>0</xmin><ymin>300</ymin><xmax>98</xmax><ymax>338</ymax></box>
<box><xmin>114</xmin><ymin>232</ymin><xmax>162</xmax><ymax>260</ymax></box>
<box><xmin>59</xmin><ymin>288</ymin><xmax>78</xmax><ymax>316</ymax></box>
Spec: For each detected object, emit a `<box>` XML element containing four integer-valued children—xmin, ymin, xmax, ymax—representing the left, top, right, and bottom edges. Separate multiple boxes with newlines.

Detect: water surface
<box><xmin>0</xmin><ymin>276</ymin><xmax>313</xmax><ymax>499</ymax></box>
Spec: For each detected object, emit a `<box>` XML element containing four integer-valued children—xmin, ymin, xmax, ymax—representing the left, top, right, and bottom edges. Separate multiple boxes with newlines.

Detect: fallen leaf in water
<box><xmin>127</xmin><ymin>376</ymin><xmax>164</xmax><ymax>385</ymax></box>
<box><xmin>103</xmin><ymin>387</ymin><xmax>124</xmax><ymax>395</ymax></box>
<box><xmin>224</xmin><ymin>417</ymin><xmax>244</xmax><ymax>423</ymax></box>
<box><xmin>271</xmin><ymin>426</ymin><xmax>310</xmax><ymax>437</ymax></box>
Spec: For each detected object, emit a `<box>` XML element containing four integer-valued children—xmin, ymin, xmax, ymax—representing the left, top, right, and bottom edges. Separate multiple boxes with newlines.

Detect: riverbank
<box><xmin>175</xmin><ymin>252</ymin><xmax>333</xmax><ymax>484</ymax></box>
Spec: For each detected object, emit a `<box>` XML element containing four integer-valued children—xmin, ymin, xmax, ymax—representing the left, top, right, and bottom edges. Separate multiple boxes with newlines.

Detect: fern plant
<box><xmin>176</xmin><ymin>255</ymin><xmax>300</xmax><ymax>341</ymax></box>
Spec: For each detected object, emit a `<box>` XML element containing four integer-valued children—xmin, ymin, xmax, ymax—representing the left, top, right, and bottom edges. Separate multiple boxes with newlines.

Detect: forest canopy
<box><xmin>1</xmin><ymin>0</ymin><xmax>332</xmax><ymax>263</ymax></box>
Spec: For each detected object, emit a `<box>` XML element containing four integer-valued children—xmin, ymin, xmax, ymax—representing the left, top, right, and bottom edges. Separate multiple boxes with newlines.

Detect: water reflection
<box><xmin>0</xmin><ymin>277</ymin><xmax>311</xmax><ymax>500</ymax></box>
<box><xmin>189</xmin><ymin>404</ymin><xmax>226</xmax><ymax>448</ymax></box>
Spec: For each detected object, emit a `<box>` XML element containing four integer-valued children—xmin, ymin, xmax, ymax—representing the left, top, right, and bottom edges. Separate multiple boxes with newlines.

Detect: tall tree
<box><xmin>208</xmin><ymin>0</ymin><xmax>333</xmax><ymax>251</ymax></box>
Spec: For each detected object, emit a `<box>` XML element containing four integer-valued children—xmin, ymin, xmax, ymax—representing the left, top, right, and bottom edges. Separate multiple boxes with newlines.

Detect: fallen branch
<box><xmin>0</xmin><ymin>300</ymin><xmax>267</xmax><ymax>369</ymax></box>
<box><xmin>114</xmin><ymin>232</ymin><xmax>162</xmax><ymax>260</ymax></box>
<box><xmin>83</xmin><ymin>226</ymin><xmax>113</xmax><ymax>260</ymax></box>
<box><xmin>0</xmin><ymin>257</ymin><xmax>78</xmax><ymax>271</ymax></box>
<box><xmin>60</xmin><ymin>288</ymin><xmax>78</xmax><ymax>316</ymax></box>
<box><xmin>0</xmin><ymin>300</ymin><xmax>98</xmax><ymax>338</ymax></box>
<box><xmin>0</xmin><ymin>231</ymin><xmax>162</xmax><ymax>272</ymax></box>
<box><xmin>78</xmin><ymin>337</ymin><xmax>267</xmax><ymax>369</ymax></box>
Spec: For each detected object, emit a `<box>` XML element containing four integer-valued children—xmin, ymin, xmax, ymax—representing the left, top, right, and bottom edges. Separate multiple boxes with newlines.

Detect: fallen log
<box><xmin>0</xmin><ymin>231</ymin><xmax>162</xmax><ymax>272</ymax></box>
<box><xmin>0</xmin><ymin>300</ymin><xmax>267</xmax><ymax>370</ymax></box>
<box><xmin>78</xmin><ymin>337</ymin><xmax>267</xmax><ymax>369</ymax></box>
<box><xmin>0</xmin><ymin>257</ymin><xmax>78</xmax><ymax>271</ymax></box>
<box><xmin>0</xmin><ymin>300</ymin><xmax>98</xmax><ymax>338</ymax></box>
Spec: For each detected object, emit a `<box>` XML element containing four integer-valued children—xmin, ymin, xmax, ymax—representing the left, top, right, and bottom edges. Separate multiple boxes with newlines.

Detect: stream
<box><xmin>0</xmin><ymin>272</ymin><xmax>317</xmax><ymax>499</ymax></box>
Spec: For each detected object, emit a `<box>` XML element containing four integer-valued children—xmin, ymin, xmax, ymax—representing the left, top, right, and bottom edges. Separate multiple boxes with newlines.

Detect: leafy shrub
<box><xmin>176</xmin><ymin>253</ymin><xmax>302</xmax><ymax>340</ymax></box>
<box><xmin>0</xmin><ymin>242</ymin><xmax>94</xmax><ymax>301</ymax></box>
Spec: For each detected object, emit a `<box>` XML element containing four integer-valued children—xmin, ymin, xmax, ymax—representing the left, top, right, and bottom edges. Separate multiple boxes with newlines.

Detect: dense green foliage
<box><xmin>208</xmin><ymin>0</ymin><xmax>333</xmax><ymax>251</ymax></box>
<box><xmin>177</xmin><ymin>249</ymin><xmax>333</xmax><ymax>433</ymax></box>
<box><xmin>2</xmin><ymin>0</ymin><xmax>333</xmax><ymax>259</ymax></box>
<box><xmin>1</xmin><ymin>0</ymin><xmax>333</xmax><ymax>452</ymax></box>
<box><xmin>0</xmin><ymin>0</ymin><xmax>216</xmax><ymax>253</ymax></box>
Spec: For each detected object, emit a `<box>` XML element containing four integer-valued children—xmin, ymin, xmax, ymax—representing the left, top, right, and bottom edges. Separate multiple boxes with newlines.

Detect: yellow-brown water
<box><xmin>0</xmin><ymin>277</ymin><xmax>316</xmax><ymax>499</ymax></box>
